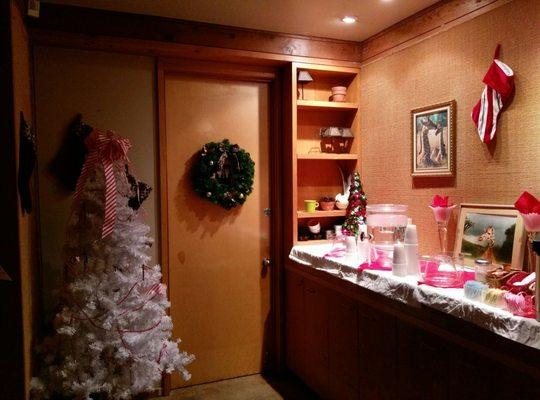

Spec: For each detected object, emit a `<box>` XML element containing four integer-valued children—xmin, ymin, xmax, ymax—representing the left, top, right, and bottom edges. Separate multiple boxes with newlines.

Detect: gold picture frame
<box><xmin>454</xmin><ymin>203</ymin><xmax>526</xmax><ymax>270</ymax></box>
<box><xmin>411</xmin><ymin>100</ymin><xmax>456</xmax><ymax>177</ymax></box>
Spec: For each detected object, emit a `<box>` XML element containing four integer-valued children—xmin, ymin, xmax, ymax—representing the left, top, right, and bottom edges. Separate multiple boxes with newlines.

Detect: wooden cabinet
<box><xmin>328</xmin><ymin>292</ymin><xmax>359</xmax><ymax>400</ymax></box>
<box><xmin>286</xmin><ymin>270</ymin><xmax>330</xmax><ymax>396</ymax></box>
<box><xmin>285</xmin><ymin>265</ymin><xmax>540</xmax><ymax>400</ymax></box>
<box><xmin>397</xmin><ymin>321</ymin><xmax>448</xmax><ymax>400</ymax></box>
<box><xmin>303</xmin><ymin>279</ymin><xmax>330</xmax><ymax>397</ymax></box>
<box><xmin>358</xmin><ymin>304</ymin><xmax>397</xmax><ymax>400</ymax></box>
<box><xmin>285</xmin><ymin>271</ymin><xmax>305</xmax><ymax>379</ymax></box>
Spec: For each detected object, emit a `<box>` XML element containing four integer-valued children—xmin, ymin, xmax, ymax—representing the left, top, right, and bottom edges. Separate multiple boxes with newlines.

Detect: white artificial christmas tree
<box><xmin>32</xmin><ymin>131</ymin><xmax>194</xmax><ymax>399</ymax></box>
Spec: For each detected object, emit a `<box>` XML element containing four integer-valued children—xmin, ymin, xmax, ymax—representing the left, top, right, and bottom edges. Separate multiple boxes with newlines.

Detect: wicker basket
<box><xmin>319</xmin><ymin>127</ymin><xmax>354</xmax><ymax>154</ymax></box>
<box><xmin>485</xmin><ymin>267</ymin><xmax>522</xmax><ymax>288</ymax></box>
<box><xmin>320</xmin><ymin>137</ymin><xmax>354</xmax><ymax>153</ymax></box>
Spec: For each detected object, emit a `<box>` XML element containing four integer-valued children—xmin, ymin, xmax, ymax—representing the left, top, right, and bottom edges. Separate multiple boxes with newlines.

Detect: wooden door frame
<box><xmin>157</xmin><ymin>58</ymin><xmax>284</xmax><ymax>395</ymax></box>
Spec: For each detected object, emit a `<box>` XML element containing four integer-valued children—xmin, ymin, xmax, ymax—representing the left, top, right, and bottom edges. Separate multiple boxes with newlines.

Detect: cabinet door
<box><xmin>304</xmin><ymin>279</ymin><xmax>329</xmax><ymax>397</ymax></box>
<box><xmin>285</xmin><ymin>270</ymin><xmax>305</xmax><ymax>379</ymax></box>
<box><xmin>357</xmin><ymin>304</ymin><xmax>397</xmax><ymax>400</ymax></box>
<box><xmin>397</xmin><ymin>321</ymin><xmax>447</xmax><ymax>400</ymax></box>
<box><xmin>328</xmin><ymin>293</ymin><xmax>359</xmax><ymax>400</ymax></box>
<box><xmin>445</xmin><ymin>338</ymin><xmax>540</xmax><ymax>400</ymax></box>
<box><xmin>446</xmin><ymin>346</ymin><xmax>491</xmax><ymax>400</ymax></box>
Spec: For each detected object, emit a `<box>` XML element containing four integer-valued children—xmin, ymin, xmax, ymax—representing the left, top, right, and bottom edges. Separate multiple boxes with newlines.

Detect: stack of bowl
<box><xmin>331</xmin><ymin>86</ymin><xmax>347</xmax><ymax>102</ymax></box>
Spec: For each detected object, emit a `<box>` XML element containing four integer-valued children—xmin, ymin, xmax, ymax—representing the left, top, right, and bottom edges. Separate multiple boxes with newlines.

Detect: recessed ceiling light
<box><xmin>341</xmin><ymin>16</ymin><xmax>358</xmax><ymax>24</ymax></box>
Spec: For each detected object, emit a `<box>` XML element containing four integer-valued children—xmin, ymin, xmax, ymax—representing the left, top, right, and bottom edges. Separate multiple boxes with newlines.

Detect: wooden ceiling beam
<box><xmin>28</xmin><ymin>3</ymin><xmax>362</xmax><ymax>64</ymax></box>
<box><xmin>28</xmin><ymin>1</ymin><xmax>514</xmax><ymax>67</ymax></box>
<box><xmin>359</xmin><ymin>0</ymin><xmax>513</xmax><ymax>64</ymax></box>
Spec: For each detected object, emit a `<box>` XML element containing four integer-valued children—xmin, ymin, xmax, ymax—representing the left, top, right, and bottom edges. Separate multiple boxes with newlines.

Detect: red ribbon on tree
<box><xmin>75</xmin><ymin>130</ymin><xmax>131</xmax><ymax>238</ymax></box>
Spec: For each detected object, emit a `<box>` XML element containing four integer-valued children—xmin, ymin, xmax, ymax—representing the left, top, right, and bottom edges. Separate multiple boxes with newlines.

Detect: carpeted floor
<box><xmin>158</xmin><ymin>374</ymin><xmax>317</xmax><ymax>400</ymax></box>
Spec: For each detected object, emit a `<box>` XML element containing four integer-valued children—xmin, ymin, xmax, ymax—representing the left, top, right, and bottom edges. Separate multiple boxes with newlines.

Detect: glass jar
<box><xmin>366</xmin><ymin>204</ymin><xmax>408</xmax><ymax>268</ymax></box>
<box><xmin>474</xmin><ymin>258</ymin><xmax>491</xmax><ymax>283</ymax></box>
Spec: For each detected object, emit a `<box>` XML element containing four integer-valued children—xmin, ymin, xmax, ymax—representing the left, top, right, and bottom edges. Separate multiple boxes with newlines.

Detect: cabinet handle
<box><xmin>358</xmin><ymin>311</ymin><xmax>376</xmax><ymax>322</ymax></box>
<box><xmin>337</xmin><ymin>302</ymin><xmax>357</xmax><ymax>312</ymax></box>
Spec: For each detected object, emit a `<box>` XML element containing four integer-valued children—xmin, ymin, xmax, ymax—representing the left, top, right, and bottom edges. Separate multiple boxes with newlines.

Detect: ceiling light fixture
<box><xmin>341</xmin><ymin>16</ymin><xmax>358</xmax><ymax>24</ymax></box>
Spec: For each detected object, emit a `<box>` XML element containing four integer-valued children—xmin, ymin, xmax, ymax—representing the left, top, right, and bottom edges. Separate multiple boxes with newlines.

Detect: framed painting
<box><xmin>454</xmin><ymin>204</ymin><xmax>526</xmax><ymax>270</ymax></box>
<box><xmin>411</xmin><ymin>100</ymin><xmax>456</xmax><ymax>177</ymax></box>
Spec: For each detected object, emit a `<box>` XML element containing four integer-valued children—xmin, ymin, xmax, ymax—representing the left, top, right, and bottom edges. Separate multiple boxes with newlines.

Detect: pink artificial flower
<box><xmin>431</xmin><ymin>195</ymin><xmax>453</xmax><ymax>208</ymax></box>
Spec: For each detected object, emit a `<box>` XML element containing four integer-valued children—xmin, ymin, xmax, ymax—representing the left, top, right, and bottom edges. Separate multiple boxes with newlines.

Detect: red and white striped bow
<box><xmin>471</xmin><ymin>44</ymin><xmax>514</xmax><ymax>144</ymax></box>
<box><xmin>75</xmin><ymin>130</ymin><xmax>131</xmax><ymax>238</ymax></box>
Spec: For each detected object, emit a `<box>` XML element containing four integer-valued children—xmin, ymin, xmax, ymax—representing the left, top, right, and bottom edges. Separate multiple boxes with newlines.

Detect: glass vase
<box><xmin>429</xmin><ymin>205</ymin><xmax>456</xmax><ymax>253</ymax></box>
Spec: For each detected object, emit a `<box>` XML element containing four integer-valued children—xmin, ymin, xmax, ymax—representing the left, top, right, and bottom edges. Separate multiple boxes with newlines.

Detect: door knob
<box><xmin>262</xmin><ymin>258</ymin><xmax>272</xmax><ymax>267</ymax></box>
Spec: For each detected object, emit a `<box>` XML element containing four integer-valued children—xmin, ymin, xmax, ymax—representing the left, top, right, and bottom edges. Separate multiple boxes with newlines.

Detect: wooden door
<box><xmin>162</xmin><ymin>68</ymin><xmax>272</xmax><ymax>388</ymax></box>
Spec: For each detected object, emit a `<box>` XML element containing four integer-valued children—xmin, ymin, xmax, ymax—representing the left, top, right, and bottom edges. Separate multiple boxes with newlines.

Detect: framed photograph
<box><xmin>454</xmin><ymin>204</ymin><xmax>526</xmax><ymax>270</ymax></box>
<box><xmin>411</xmin><ymin>100</ymin><xmax>456</xmax><ymax>177</ymax></box>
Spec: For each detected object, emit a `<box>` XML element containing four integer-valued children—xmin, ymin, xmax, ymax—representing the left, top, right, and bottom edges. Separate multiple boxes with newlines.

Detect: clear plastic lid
<box><xmin>366</xmin><ymin>204</ymin><xmax>408</xmax><ymax>214</ymax></box>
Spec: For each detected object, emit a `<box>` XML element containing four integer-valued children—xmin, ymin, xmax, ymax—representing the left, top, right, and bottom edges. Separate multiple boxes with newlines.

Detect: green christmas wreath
<box><xmin>192</xmin><ymin>139</ymin><xmax>255</xmax><ymax>209</ymax></box>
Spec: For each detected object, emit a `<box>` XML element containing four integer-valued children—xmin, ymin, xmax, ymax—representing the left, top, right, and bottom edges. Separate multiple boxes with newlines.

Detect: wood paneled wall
<box><xmin>360</xmin><ymin>0</ymin><xmax>540</xmax><ymax>255</ymax></box>
<box><xmin>0</xmin><ymin>2</ymin><xmax>38</xmax><ymax>399</ymax></box>
<box><xmin>11</xmin><ymin>4</ymin><xmax>39</xmax><ymax>398</ymax></box>
<box><xmin>34</xmin><ymin>47</ymin><xmax>159</xmax><ymax>318</ymax></box>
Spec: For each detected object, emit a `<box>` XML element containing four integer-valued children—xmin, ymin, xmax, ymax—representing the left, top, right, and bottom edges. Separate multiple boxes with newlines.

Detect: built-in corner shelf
<box><xmin>297</xmin><ymin>99</ymin><xmax>358</xmax><ymax>111</ymax></box>
<box><xmin>297</xmin><ymin>210</ymin><xmax>346</xmax><ymax>219</ymax></box>
<box><xmin>289</xmin><ymin>62</ymin><xmax>360</xmax><ymax>246</ymax></box>
<box><xmin>297</xmin><ymin>153</ymin><xmax>358</xmax><ymax>160</ymax></box>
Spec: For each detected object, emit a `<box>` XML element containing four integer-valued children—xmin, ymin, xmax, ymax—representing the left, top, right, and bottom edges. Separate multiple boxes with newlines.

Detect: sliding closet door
<box><xmin>163</xmin><ymin>70</ymin><xmax>272</xmax><ymax>388</ymax></box>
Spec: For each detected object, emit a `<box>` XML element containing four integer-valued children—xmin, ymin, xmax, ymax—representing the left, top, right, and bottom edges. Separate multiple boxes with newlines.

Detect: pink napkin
<box><xmin>358</xmin><ymin>259</ymin><xmax>392</xmax><ymax>272</ymax></box>
<box><xmin>514</xmin><ymin>191</ymin><xmax>540</xmax><ymax>214</ymax></box>
<box><xmin>515</xmin><ymin>191</ymin><xmax>540</xmax><ymax>232</ymax></box>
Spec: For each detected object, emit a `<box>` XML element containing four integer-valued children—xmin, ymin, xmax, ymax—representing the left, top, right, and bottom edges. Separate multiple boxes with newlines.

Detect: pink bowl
<box><xmin>320</xmin><ymin>201</ymin><xmax>335</xmax><ymax>211</ymax></box>
<box><xmin>331</xmin><ymin>94</ymin><xmax>346</xmax><ymax>102</ymax></box>
<box><xmin>331</xmin><ymin>86</ymin><xmax>347</xmax><ymax>94</ymax></box>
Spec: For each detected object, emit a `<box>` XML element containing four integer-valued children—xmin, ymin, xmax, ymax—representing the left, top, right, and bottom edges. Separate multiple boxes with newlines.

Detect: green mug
<box><xmin>304</xmin><ymin>200</ymin><xmax>319</xmax><ymax>213</ymax></box>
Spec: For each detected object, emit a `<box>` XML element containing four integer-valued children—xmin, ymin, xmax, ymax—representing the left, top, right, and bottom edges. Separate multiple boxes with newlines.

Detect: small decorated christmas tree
<box><xmin>32</xmin><ymin>130</ymin><xmax>193</xmax><ymax>399</ymax></box>
<box><xmin>342</xmin><ymin>172</ymin><xmax>367</xmax><ymax>237</ymax></box>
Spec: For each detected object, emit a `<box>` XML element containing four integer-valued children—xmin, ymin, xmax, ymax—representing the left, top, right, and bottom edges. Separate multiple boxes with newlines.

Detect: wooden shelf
<box><xmin>297</xmin><ymin>210</ymin><xmax>346</xmax><ymax>219</ymax></box>
<box><xmin>297</xmin><ymin>99</ymin><xmax>358</xmax><ymax>111</ymax></box>
<box><xmin>297</xmin><ymin>153</ymin><xmax>358</xmax><ymax>160</ymax></box>
<box><xmin>296</xmin><ymin>239</ymin><xmax>333</xmax><ymax>246</ymax></box>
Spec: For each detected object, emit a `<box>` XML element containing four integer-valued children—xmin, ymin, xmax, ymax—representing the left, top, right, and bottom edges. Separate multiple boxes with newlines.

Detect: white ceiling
<box><xmin>43</xmin><ymin>0</ymin><xmax>440</xmax><ymax>42</ymax></box>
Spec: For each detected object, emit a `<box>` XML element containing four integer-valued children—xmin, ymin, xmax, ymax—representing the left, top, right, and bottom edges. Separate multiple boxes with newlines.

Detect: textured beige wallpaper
<box><xmin>360</xmin><ymin>0</ymin><xmax>540</xmax><ymax>256</ymax></box>
<box><xmin>34</xmin><ymin>47</ymin><xmax>158</xmax><ymax>316</ymax></box>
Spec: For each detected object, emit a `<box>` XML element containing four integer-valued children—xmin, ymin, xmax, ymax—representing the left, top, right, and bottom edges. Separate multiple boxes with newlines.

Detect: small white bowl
<box><xmin>335</xmin><ymin>201</ymin><xmax>349</xmax><ymax>210</ymax></box>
